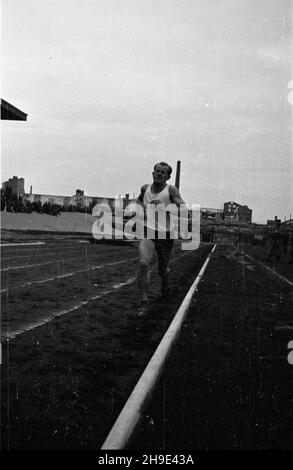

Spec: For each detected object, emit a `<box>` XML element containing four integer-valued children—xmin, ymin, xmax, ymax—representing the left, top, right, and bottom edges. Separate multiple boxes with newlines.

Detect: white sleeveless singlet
<box><xmin>143</xmin><ymin>184</ymin><xmax>174</xmax><ymax>234</ymax></box>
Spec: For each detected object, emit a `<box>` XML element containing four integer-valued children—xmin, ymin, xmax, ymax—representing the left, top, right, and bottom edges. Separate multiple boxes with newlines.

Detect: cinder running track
<box><xmin>1</xmin><ymin>238</ymin><xmax>212</xmax><ymax>449</ymax></box>
<box><xmin>130</xmin><ymin>245</ymin><xmax>293</xmax><ymax>450</ymax></box>
<box><xmin>1</xmin><ymin>240</ymin><xmax>292</xmax><ymax>450</ymax></box>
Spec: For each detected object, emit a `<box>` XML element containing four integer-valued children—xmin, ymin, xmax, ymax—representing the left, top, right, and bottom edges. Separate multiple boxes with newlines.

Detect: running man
<box><xmin>136</xmin><ymin>162</ymin><xmax>187</xmax><ymax>316</ymax></box>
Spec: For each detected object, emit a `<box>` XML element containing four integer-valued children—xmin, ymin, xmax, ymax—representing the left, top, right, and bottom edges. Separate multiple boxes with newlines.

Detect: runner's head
<box><xmin>153</xmin><ymin>162</ymin><xmax>172</xmax><ymax>184</ymax></box>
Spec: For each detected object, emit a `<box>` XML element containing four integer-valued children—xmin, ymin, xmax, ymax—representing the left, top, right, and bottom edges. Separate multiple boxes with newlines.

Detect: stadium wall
<box><xmin>1</xmin><ymin>211</ymin><xmax>95</xmax><ymax>233</ymax></box>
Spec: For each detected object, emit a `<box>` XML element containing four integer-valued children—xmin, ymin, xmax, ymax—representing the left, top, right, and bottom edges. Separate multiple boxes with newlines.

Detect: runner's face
<box><xmin>152</xmin><ymin>165</ymin><xmax>169</xmax><ymax>184</ymax></box>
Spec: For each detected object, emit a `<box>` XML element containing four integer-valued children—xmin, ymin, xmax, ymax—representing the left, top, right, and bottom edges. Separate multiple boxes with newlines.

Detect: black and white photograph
<box><xmin>1</xmin><ymin>0</ymin><xmax>292</xmax><ymax>460</ymax></box>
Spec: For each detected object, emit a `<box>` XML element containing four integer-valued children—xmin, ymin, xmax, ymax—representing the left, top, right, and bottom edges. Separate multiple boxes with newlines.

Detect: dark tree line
<box><xmin>1</xmin><ymin>188</ymin><xmax>96</xmax><ymax>216</ymax></box>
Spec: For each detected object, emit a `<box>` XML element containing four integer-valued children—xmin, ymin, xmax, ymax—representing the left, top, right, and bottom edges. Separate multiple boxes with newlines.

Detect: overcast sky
<box><xmin>1</xmin><ymin>0</ymin><xmax>292</xmax><ymax>222</ymax></box>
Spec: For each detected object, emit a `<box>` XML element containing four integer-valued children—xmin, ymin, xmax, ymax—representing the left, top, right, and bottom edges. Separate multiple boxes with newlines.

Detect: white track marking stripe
<box><xmin>0</xmin><ymin>257</ymin><xmax>138</xmax><ymax>293</ymax></box>
<box><xmin>1</xmin><ymin>254</ymin><xmax>106</xmax><ymax>272</ymax></box>
<box><xmin>1</xmin><ymin>242</ymin><xmax>45</xmax><ymax>247</ymax></box>
<box><xmin>1</xmin><ymin>247</ymin><xmax>86</xmax><ymax>260</ymax></box>
<box><xmin>1</xmin><ymin>260</ymin><xmax>58</xmax><ymax>272</ymax></box>
<box><xmin>101</xmin><ymin>244</ymin><xmax>216</xmax><ymax>450</ymax></box>
<box><xmin>3</xmin><ymin>277</ymin><xmax>137</xmax><ymax>341</ymax></box>
<box><xmin>243</xmin><ymin>252</ymin><xmax>293</xmax><ymax>288</ymax></box>
<box><xmin>2</xmin><ymin>249</ymin><xmax>197</xmax><ymax>341</ymax></box>
<box><xmin>1</xmin><ymin>243</ymin><xmax>126</xmax><ymax>258</ymax></box>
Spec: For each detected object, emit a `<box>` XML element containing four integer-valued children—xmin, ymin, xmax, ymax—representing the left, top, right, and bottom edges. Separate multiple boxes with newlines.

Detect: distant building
<box><xmin>2</xmin><ymin>176</ymin><xmax>25</xmax><ymax>196</ymax></box>
<box><xmin>200</xmin><ymin>207</ymin><xmax>223</xmax><ymax>219</ymax></box>
<box><xmin>1</xmin><ymin>102</ymin><xmax>27</xmax><ymax>199</ymax></box>
<box><xmin>267</xmin><ymin>216</ymin><xmax>280</xmax><ymax>226</ymax></box>
<box><xmin>267</xmin><ymin>217</ymin><xmax>293</xmax><ymax>230</ymax></box>
<box><xmin>19</xmin><ymin>181</ymin><xmax>131</xmax><ymax>210</ymax></box>
<box><xmin>24</xmin><ymin>192</ymin><xmax>68</xmax><ymax>206</ymax></box>
<box><xmin>223</xmin><ymin>201</ymin><xmax>252</xmax><ymax>222</ymax></box>
<box><xmin>282</xmin><ymin>219</ymin><xmax>293</xmax><ymax>228</ymax></box>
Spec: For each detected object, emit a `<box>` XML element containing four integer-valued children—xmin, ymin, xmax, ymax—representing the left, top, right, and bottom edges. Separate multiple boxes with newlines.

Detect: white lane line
<box><xmin>101</xmin><ymin>244</ymin><xmax>216</xmax><ymax>450</ymax></box>
<box><xmin>1</xmin><ymin>247</ymin><xmax>86</xmax><ymax>260</ymax></box>
<box><xmin>2</xmin><ymin>249</ymin><xmax>198</xmax><ymax>341</ymax></box>
<box><xmin>0</xmin><ymin>242</ymin><xmax>192</xmax><ymax>280</ymax></box>
<box><xmin>1</xmin><ymin>242</ymin><xmax>132</xmax><ymax>260</ymax></box>
<box><xmin>0</xmin><ymin>242</ymin><xmax>46</xmax><ymax>247</ymax></box>
<box><xmin>243</xmin><ymin>252</ymin><xmax>293</xmax><ymax>288</ymax></box>
<box><xmin>1</xmin><ymin>240</ymin><xmax>122</xmax><ymax>249</ymax></box>
<box><xmin>0</xmin><ymin>253</ymin><xmax>106</xmax><ymax>272</ymax></box>
<box><xmin>1</xmin><ymin>260</ymin><xmax>57</xmax><ymax>272</ymax></box>
<box><xmin>1</xmin><ymin>246</ymin><xmax>67</xmax><ymax>255</ymax></box>
<box><xmin>0</xmin><ymin>243</ymin><xmax>130</xmax><ymax>259</ymax></box>
<box><xmin>2</xmin><ymin>277</ymin><xmax>136</xmax><ymax>342</ymax></box>
<box><xmin>0</xmin><ymin>257</ymin><xmax>138</xmax><ymax>293</ymax></box>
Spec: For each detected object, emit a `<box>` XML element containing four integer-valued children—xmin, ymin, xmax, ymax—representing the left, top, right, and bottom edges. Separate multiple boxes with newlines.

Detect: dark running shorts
<box><xmin>152</xmin><ymin>236</ymin><xmax>174</xmax><ymax>253</ymax></box>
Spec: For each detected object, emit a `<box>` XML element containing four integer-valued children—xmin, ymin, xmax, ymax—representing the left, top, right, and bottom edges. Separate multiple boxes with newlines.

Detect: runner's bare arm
<box><xmin>137</xmin><ymin>184</ymin><xmax>148</xmax><ymax>207</ymax></box>
<box><xmin>168</xmin><ymin>185</ymin><xmax>192</xmax><ymax>228</ymax></box>
<box><xmin>169</xmin><ymin>185</ymin><xmax>186</xmax><ymax>207</ymax></box>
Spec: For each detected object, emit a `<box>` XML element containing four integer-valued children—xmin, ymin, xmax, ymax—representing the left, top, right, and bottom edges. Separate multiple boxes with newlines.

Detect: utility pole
<box><xmin>175</xmin><ymin>160</ymin><xmax>181</xmax><ymax>189</ymax></box>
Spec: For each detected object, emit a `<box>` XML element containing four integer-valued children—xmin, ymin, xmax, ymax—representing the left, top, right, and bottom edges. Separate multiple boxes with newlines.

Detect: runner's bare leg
<box><xmin>138</xmin><ymin>239</ymin><xmax>155</xmax><ymax>304</ymax></box>
<box><xmin>156</xmin><ymin>242</ymin><xmax>172</xmax><ymax>298</ymax></box>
